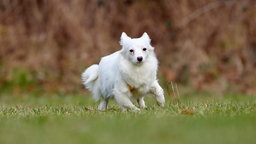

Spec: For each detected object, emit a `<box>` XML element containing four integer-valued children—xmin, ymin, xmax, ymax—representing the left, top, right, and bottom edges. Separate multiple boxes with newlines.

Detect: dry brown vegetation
<box><xmin>0</xmin><ymin>0</ymin><xmax>256</xmax><ymax>94</ymax></box>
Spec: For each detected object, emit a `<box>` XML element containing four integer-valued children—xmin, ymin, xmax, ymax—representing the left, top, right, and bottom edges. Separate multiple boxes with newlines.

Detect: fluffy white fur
<box><xmin>82</xmin><ymin>32</ymin><xmax>165</xmax><ymax>111</ymax></box>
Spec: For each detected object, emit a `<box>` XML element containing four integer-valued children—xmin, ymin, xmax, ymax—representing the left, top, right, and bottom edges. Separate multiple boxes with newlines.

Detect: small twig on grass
<box><xmin>175</xmin><ymin>83</ymin><xmax>180</xmax><ymax>97</ymax></box>
<box><xmin>171</xmin><ymin>81</ymin><xmax>176</xmax><ymax>98</ymax></box>
<box><xmin>171</xmin><ymin>81</ymin><xmax>180</xmax><ymax>98</ymax></box>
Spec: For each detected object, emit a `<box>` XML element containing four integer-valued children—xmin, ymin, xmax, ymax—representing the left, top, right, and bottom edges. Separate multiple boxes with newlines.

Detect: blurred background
<box><xmin>0</xmin><ymin>0</ymin><xmax>256</xmax><ymax>95</ymax></box>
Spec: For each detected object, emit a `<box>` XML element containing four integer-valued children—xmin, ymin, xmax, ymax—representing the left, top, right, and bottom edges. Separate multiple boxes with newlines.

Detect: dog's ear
<box><xmin>141</xmin><ymin>32</ymin><xmax>154</xmax><ymax>50</ymax></box>
<box><xmin>141</xmin><ymin>32</ymin><xmax>151</xmax><ymax>43</ymax></box>
<box><xmin>120</xmin><ymin>32</ymin><xmax>131</xmax><ymax>46</ymax></box>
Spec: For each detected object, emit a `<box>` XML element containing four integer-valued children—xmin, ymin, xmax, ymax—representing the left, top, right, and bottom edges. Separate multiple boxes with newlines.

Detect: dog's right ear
<box><xmin>120</xmin><ymin>32</ymin><xmax>131</xmax><ymax>46</ymax></box>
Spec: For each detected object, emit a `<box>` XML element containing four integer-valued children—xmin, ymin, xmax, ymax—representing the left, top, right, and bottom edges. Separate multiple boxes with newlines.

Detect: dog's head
<box><xmin>120</xmin><ymin>32</ymin><xmax>154</xmax><ymax>65</ymax></box>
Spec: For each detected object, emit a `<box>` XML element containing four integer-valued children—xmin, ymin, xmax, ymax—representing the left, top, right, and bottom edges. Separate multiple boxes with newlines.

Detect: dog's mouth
<box><xmin>135</xmin><ymin>61</ymin><xmax>144</xmax><ymax>65</ymax></box>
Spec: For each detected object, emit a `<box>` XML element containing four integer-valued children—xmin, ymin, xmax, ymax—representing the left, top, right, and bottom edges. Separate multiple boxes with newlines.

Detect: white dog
<box><xmin>82</xmin><ymin>32</ymin><xmax>165</xmax><ymax>111</ymax></box>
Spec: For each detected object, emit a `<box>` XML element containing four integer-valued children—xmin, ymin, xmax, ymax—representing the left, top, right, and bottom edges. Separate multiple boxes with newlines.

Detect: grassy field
<box><xmin>0</xmin><ymin>92</ymin><xmax>256</xmax><ymax>144</ymax></box>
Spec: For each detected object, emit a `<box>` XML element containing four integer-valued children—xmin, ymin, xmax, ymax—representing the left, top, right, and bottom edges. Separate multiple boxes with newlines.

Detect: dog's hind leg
<box><xmin>98</xmin><ymin>99</ymin><xmax>108</xmax><ymax>111</ymax></box>
<box><xmin>137</xmin><ymin>97</ymin><xmax>147</xmax><ymax>109</ymax></box>
<box><xmin>150</xmin><ymin>81</ymin><xmax>165</xmax><ymax>107</ymax></box>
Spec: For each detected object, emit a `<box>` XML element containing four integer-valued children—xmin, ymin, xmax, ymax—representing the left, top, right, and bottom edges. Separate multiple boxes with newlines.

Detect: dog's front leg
<box><xmin>150</xmin><ymin>80</ymin><xmax>165</xmax><ymax>107</ymax></box>
<box><xmin>113</xmin><ymin>87</ymin><xmax>140</xmax><ymax>111</ymax></box>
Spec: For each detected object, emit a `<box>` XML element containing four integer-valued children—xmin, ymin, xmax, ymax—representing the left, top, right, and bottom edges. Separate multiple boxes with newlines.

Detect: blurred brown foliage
<box><xmin>0</xmin><ymin>0</ymin><xmax>256</xmax><ymax>94</ymax></box>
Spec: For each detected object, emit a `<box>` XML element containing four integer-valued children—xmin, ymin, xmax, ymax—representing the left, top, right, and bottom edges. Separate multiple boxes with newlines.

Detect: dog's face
<box><xmin>120</xmin><ymin>32</ymin><xmax>154</xmax><ymax>65</ymax></box>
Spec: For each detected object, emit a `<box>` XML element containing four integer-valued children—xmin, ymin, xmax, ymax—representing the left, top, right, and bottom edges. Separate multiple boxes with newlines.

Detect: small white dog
<box><xmin>82</xmin><ymin>32</ymin><xmax>165</xmax><ymax>111</ymax></box>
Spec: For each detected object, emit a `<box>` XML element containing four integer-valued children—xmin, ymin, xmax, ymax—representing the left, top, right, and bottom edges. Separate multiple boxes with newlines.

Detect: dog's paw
<box><xmin>130</xmin><ymin>106</ymin><xmax>141</xmax><ymax>112</ymax></box>
<box><xmin>131</xmin><ymin>109</ymin><xmax>141</xmax><ymax>113</ymax></box>
<box><xmin>156</xmin><ymin>96</ymin><xmax>165</xmax><ymax>107</ymax></box>
<box><xmin>157</xmin><ymin>101</ymin><xmax>165</xmax><ymax>107</ymax></box>
<box><xmin>139</xmin><ymin>105</ymin><xmax>147</xmax><ymax>109</ymax></box>
<box><xmin>130</xmin><ymin>106</ymin><xmax>140</xmax><ymax>112</ymax></box>
<box><xmin>156</xmin><ymin>97</ymin><xmax>165</xmax><ymax>107</ymax></box>
<box><xmin>121</xmin><ymin>107</ymin><xmax>140</xmax><ymax>112</ymax></box>
<box><xmin>98</xmin><ymin>101</ymin><xmax>108</xmax><ymax>111</ymax></box>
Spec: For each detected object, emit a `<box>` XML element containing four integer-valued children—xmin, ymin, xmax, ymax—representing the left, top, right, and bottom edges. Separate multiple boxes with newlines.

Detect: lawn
<box><xmin>0</xmin><ymin>92</ymin><xmax>256</xmax><ymax>144</ymax></box>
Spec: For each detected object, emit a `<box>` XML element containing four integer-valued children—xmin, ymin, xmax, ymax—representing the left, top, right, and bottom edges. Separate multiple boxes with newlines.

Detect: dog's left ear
<box><xmin>141</xmin><ymin>32</ymin><xmax>151</xmax><ymax>43</ymax></box>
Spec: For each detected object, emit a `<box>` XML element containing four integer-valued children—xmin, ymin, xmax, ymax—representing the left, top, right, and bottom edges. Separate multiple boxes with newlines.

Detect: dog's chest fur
<box><xmin>119</xmin><ymin>54</ymin><xmax>157</xmax><ymax>94</ymax></box>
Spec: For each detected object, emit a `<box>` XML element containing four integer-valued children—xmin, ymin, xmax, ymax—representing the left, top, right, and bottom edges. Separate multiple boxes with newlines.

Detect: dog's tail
<box><xmin>81</xmin><ymin>64</ymin><xmax>100</xmax><ymax>100</ymax></box>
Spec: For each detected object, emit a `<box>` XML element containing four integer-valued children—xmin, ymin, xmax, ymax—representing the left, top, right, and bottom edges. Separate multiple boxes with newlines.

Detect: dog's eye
<box><xmin>129</xmin><ymin>49</ymin><xmax>134</xmax><ymax>53</ymax></box>
<box><xmin>142</xmin><ymin>48</ymin><xmax>147</xmax><ymax>51</ymax></box>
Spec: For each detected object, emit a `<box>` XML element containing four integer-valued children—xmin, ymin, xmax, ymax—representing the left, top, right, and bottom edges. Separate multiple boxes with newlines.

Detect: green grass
<box><xmin>0</xmin><ymin>93</ymin><xmax>256</xmax><ymax>144</ymax></box>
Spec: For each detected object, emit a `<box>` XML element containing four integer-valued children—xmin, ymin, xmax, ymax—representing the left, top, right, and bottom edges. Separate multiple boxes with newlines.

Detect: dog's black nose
<box><xmin>137</xmin><ymin>57</ymin><xmax>143</xmax><ymax>62</ymax></box>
